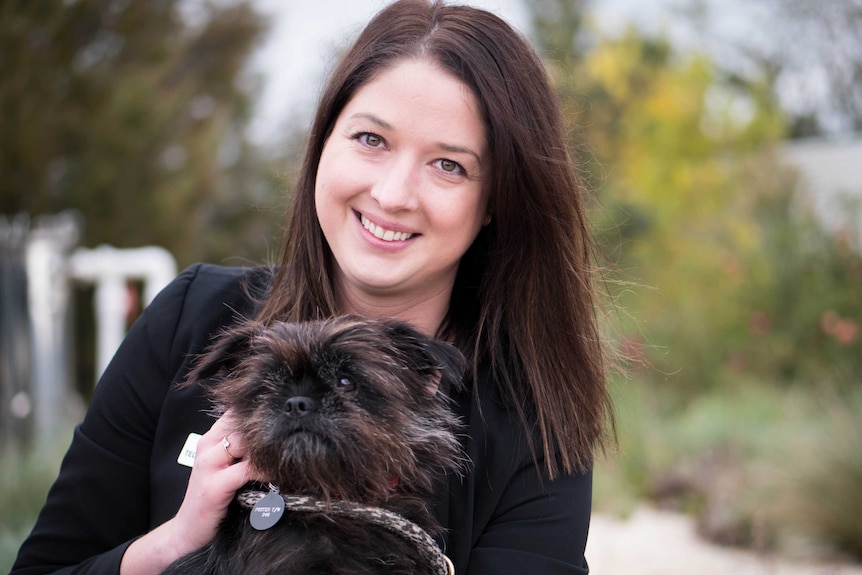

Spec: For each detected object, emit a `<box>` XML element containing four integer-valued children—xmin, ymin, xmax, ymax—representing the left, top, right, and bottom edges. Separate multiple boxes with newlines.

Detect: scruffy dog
<box><xmin>163</xmin><ymin>316</ymin><xmax>467</xmax><ymax>575</ymax></box>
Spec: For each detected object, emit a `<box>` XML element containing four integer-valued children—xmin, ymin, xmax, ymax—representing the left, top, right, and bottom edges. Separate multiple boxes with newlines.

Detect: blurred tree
<box><xmin>764</xmin><ymin>0</ymin><xmax>862</xmax><ymax>136</ymax></box>
<box><xmin>734</xmin><ymin>161</ymin><xmax>862</xmax><ymax>383</ymax></box>
<box><xmin>530</xmin><ymin>0</ymin><xmax>862</xmax><ymax>392</ymax></box>
<box><xmin>530</xmin><ymin>0</ymin><xmax>590</xmax><ymax>64</ymax></box>
<box><xmin>530</xmin><ymin>1</ymin><xmax>862</xmax><ymax>555</ymax></box>
<box><xmin>529</xmin><ymin>0</ymin><xmax>790</xmax><ymax>391</ymax></box>
<box><xmin>0</xmin><ymin>0</ymin><xmax>287</xmax><ymax>267</ymax></box>
<box><xmin>678</xmin><ymin>0</ymin><xmax>862</xmax><ymax>138</ymax></box>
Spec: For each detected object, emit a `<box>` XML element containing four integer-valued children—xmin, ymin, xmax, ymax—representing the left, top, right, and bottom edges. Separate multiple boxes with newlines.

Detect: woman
<box><xmin>13</xmin><ymin>0</ymin><xmax>613</xmax><ymax>573</ymax></box>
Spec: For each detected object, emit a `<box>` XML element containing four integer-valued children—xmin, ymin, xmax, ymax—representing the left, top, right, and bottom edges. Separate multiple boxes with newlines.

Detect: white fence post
<box><xmin>24</xmin><ymin>212</ymin><xmax>81</xmax><ymax>446</ymax></box>
<box><xmin>68</xmin><ymin>245</ymin><xmax>177</xmax><ymax>383</ymax></box>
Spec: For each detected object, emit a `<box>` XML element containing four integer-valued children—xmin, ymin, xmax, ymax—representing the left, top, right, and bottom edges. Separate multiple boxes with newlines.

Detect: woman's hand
<box><xmin>169</xmin><ymin>411</ymin><xmax>255</xmax><ymax>553</ymax></box>
<box><xmin>120</xmin><ymin>412</ymin><xmax>256</xmax><ymax>574</ymax></box>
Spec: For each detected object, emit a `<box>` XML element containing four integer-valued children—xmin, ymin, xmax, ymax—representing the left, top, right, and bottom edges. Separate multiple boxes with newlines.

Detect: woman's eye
<box><xmin>435</xmin><ymin>158</ymin><xmax>464</xmax><ymax>175</ymax></box>
<box><xmin>358</xmin><ymin>133</ymin><xmax>383</xmax><ymax>148</ymax></box>
<box><xmin>336</xmin><ymin>377</ymin><xmax>357</xmax><ymax>392</ymax></box>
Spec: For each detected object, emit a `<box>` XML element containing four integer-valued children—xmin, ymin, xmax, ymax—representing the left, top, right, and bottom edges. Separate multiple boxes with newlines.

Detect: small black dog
<box><xmin>163</xmin><ymin>316</ymin><xmax>467</xmax><ymax>575</ymax></box>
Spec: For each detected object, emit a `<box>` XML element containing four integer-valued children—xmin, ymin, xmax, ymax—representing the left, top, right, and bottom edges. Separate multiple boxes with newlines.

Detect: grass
<box><xmin>0</xmin><ymin>427</ymin><xmax>73</xmax><ymax>574</ymax></box>
<box><xmin>593</xmin><ymin>376</ymin><xmax>862</xmax><ymax>563</ymax></box>
<box><xmin>766</xmin><ymin>386</ymin><xmax>862</xmax><ymax>560</ymax></box>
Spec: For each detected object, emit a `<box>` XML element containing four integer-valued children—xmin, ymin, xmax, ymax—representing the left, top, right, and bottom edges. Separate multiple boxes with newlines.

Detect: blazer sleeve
<box><xmin>11</xmin><ymin>264</ymin><xmax>205</xmax><ymax>575</ymax></box>
<box><xmin>467</xmin><ymin>463</ymin><xmax>592</xmax><ymax>574</ymax></box>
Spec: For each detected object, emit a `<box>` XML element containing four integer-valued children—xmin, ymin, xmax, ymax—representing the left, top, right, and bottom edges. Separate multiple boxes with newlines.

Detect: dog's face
<box><xmin>187</xmin><ymin>317</ymin><xmax>466</xmax><ymax>505</ymax></box>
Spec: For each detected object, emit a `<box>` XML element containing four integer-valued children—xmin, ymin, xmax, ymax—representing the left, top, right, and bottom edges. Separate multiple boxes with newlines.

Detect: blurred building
<box><xmin>781</xmin><ymin>136</ymin><xmax>862</xmax><ymax>232</ymax></box>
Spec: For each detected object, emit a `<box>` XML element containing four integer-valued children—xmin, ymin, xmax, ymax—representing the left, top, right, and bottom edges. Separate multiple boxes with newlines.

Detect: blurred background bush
<box><xmin>2</xmin><ymin>0</ymin><xmax>861</xmax><ymax>571</ymax></box>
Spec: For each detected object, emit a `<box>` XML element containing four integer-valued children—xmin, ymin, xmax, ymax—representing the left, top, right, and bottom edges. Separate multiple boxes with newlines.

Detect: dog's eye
<box><xmin>336</xmin><ymin>377</ymin><xmax>356</xmax><ymax>392</ymax></box>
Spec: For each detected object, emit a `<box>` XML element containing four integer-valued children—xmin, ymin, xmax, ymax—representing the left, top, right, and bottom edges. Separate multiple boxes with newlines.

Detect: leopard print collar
<box><xmin>236</xmin><ymin>490</ymin><xmax>455</xmax><ymax>575</ymax></box>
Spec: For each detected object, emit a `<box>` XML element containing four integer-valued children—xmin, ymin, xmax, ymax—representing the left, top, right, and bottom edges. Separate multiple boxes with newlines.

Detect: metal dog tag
<box><xmin>250</xmin><ymin>491</ymin><xmax>285</xmax><ymax>530</ymax></box>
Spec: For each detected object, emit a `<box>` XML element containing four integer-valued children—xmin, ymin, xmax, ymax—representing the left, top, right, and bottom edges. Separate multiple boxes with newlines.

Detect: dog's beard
<box><xmin>244</xmin><ymin>413</ymin><xmax>360</xmax><ymax>501</ymax></box>
<box><xmin>227</xmin><ymin>388</ymin><xmax>463</xmax><ymax>504</ymax></box>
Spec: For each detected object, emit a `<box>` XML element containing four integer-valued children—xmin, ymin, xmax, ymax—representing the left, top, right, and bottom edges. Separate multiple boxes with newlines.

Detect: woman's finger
<box><xmin>196</xmin><ymin>411</ymin><xmax>247</xmax><ymax>465</ymax></box>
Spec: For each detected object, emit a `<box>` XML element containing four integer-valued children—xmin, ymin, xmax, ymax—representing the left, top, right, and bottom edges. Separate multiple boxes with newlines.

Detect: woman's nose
<box><xmin>369</xmin><ymin>157</ymin><xmax>420</xmax><ymax>211</ymax></box>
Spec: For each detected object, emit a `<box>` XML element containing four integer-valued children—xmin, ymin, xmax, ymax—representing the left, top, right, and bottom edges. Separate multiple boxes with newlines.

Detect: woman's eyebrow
<box><xmin>438</xmin><ymin>142</ymin><xmax>482</xmax><ymax>164</ymax></box>
<box><xmin>349</xmin><ymin>112</ymin><xmax>394</xmax><ymax>131</ymax></box>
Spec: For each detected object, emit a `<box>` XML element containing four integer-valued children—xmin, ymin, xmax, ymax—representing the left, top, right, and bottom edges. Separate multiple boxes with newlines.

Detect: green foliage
<box><xmin>528</xmin><ymin>0</ymin><xmax>862</xmax><ymax>561</ymax></box>
<box><xmin>558</xmin><ymin>30</ymin><xmax>789</xmax><ymax>393</ymax></box>
<box><xmin>531</xmin><ymin>1</ymin><xmax>862</xmax><ymax>395</ymax></box>
<box><xmin>735</xmin><ymin>180</ymin><xmax>862</xmax><ymax>383</ymax></box>
<box><xmin>0</xmin><ymin>433</ymin><xmax>71</xmax><ymax>573</ymax></box>
<box><xmin>770</xmin><ymin>386</ymin><xmax>862</xmax><ymax>559</ymax></box>
<box><xmin>594</xmin><ymin>377</ymin><xmax>862</xmax><ymax>561</ymax></box>
<box><xmin>0</xmin><ymin>0</ymin><xmax>287</xmax><ymax>267</ymax></box>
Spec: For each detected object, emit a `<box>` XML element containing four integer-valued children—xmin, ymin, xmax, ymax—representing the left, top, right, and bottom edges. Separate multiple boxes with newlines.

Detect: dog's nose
<box><xmin>285</xmin><ymin>396</ymin><xmax>317</xmax><ymax>418</ymax></box>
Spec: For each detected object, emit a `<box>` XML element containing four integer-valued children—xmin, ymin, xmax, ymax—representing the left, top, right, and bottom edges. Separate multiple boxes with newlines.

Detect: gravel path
<box><xmin>586</xmin><ymin>507</ymin><xmax>862</xmax><ymax>575</ymax></box>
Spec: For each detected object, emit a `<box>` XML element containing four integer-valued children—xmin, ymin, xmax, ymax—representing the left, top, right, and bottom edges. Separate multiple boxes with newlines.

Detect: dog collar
<box><xmin>237</xmin><ymin>490</ymin><xmax>455</xmax><ymax>575</ymax></box>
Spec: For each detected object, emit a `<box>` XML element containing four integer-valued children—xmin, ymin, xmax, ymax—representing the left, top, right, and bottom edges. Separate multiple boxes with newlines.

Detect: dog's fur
<box><xmin>162</xmin><ymin>316</ymin><xmax>467</xmax><ymax>575</ymax></box>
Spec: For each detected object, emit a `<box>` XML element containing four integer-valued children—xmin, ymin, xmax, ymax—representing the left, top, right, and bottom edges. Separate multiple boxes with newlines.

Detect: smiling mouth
<box><xmin>359</xmin><ymin>214</ymin><xmax>415</xmax><ymax>242</ymax></box>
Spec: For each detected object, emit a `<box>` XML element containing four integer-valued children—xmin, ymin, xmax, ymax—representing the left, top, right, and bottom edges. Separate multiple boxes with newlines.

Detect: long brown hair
<box><xmin>257</xmin><ymin>0</ymin><xmax>612</xmax><ymax>477</ymax></box>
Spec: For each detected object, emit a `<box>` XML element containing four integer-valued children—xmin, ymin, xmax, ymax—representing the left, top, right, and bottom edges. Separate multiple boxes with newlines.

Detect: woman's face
<box><xmin>315</xmin><ymin>58</ymin><xmax>489</xmax><ymax>319</ymax></box>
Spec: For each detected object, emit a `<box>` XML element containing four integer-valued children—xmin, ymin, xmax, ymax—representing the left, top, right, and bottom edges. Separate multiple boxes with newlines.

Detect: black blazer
<box><xmin>12</xmin><ymin>264</ymin><xmax>592</xmax><ymax>574</ymax></box>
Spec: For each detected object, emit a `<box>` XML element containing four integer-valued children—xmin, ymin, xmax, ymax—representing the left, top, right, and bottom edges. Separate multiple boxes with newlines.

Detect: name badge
<box><xmin>177</xmin><ymin>432</ymin><xmax>202</xmax><ymax>468</ymax></box>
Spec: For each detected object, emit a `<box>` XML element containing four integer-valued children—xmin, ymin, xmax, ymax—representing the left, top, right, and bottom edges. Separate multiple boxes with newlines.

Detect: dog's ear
<box><xmin>384</xmin><ymin>320</ymin><xmax>467</xmax><ymax>393</ymax></box>
<box><xmin>182</xmin><ymin>320</ymin><xmax>264</xmax><ymax>386</ymax></box>
<box><xmin>424</xmin><ymin>339</ymin><xmax>467</xmax><ymax>394</ymax></box>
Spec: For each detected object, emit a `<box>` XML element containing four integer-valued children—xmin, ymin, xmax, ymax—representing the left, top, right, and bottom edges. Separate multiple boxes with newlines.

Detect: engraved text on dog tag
<box><xmin>250</xmin><ymin>491</ymin><xmax>285</xmax><ymax>530</ymax></box>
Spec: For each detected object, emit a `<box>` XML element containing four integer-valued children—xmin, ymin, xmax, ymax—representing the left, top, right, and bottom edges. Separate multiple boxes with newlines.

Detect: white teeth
<box><xmin>360</xmin><ymin>215</ymin><xmax>413</xmax><ymax>242</ymax></box>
